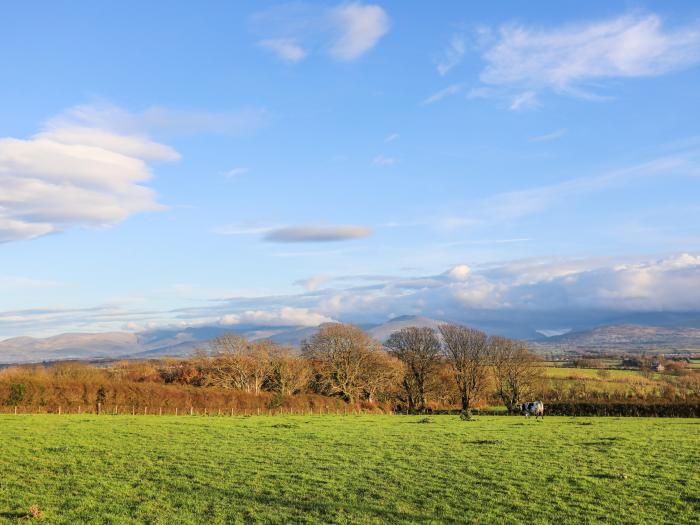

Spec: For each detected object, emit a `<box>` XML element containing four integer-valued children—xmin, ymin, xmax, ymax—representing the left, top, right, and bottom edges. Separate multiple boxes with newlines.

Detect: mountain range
<box><xmin>1</xmin><ymin>315</ymin><xmax>700</xmax><ymax>364</ymax></box>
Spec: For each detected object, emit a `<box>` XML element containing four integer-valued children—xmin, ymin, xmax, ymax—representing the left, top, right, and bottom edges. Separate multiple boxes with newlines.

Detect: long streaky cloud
<box><xmin>264</xmin><ymin>225</ymin><xmax>373</xmax><ymax>243</ymax></box>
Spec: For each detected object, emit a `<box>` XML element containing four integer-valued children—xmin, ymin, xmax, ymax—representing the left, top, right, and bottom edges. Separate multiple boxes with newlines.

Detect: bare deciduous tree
<box><xmin>385</xmin><ymin>327</ymin><xmax>442</xmax><ymax>412</ymax></box>
<box><xmin>489</xmin><ymin>336</ymin><xmax>541</xmax><ymax>412</ymax></box>
<box><xmin>301</xmin><ymin>323</ymin><xmax>385</xmax><ymax>403</ymax></box>
<box><xmin>204</xmin><ymin>334</ymin><xmax>275</xmax><ymax>393</ymax></box>
<box><xmin>439</xmin><ymin>324</ymin><xmax>490</xmax><ymax>414</ymax></box>
<box><xmin>268</xmin><ymin>347</ymin><xmax>312</xmax><ymax>396</ymax></box>
<box><xmin>362</xmin><ymin>351</ymin><xmax>404</xmax><ymax>404</ymax></box>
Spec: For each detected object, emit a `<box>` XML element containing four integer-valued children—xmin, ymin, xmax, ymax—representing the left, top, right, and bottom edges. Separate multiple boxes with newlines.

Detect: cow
<box><xmin>520</xmin><ymin>401</ymin><xmax>544</xmax><ymax>420</ymax></box>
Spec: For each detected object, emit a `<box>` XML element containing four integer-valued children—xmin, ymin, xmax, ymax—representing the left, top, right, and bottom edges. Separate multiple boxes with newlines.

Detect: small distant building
<box><xmin>651</xmin><ymin>361</ymin><xmax>665</xmax><ymax>372</ymax></box>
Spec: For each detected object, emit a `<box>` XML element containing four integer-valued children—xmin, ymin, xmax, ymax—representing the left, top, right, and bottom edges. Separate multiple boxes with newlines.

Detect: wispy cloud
<box><xmin>252</xmin><ymin>2</ymin><xmax>389</xmax><ymax>63</ymax></box>
<box><xmin>264</xmin><ymin>225</ymin><xmax>373</xmax><ymax>243</ymax></box>
<box><xmin>478</xmin><ymin>12</ymin><xmax>700</xmax><ymax>99</ymax></box>
<box><xmin>258</xmin><ymin>38</ymin><xmax>307</xmax><ymax>62</ymax></box>
<box><xmin>438</xmin><ymin>238</ymin><xmax>533</xmax><ymax>248</ymax></box>
<box><xmin>213</xmin><ymin>222</ymin><xmax>276</xmax><ymax>236</ymax></box>
<box><xmin>528</xmin><ymin>128</ymin><xmax>567</xmax><ymax>142</ymax></box>
<box><xmin>49</xmin><ymin>103</ymin><xmax>267</xmax><ymax>137</ymax></box>
<box><xmin>483</xmin><ymin>152</ymin><xmax>695</xmax><ymax>221</ymax></box>
<box><xmin>223</xmin><ymin>167</ymin><xmax>249</xmax><ymax>179</ymax></box>
<box><xmin>373</xmin><ymin>154</ymin><xmax>396</xmax><ymax>166</ymax></box>
<box><xmin>436</xmin><ymin>34</ymin><xmax>467</xmax><ymax>75</ymax></box>
<box><xmin>384</xmin><ymin>132</ymin><xmax>399</xmax><ymax>143</ymax></box>
<box><xmin>509</xmin><ymin>90</ymin><xmax>539</xmax><ymax>111</ymax></box>
<box><xmin>422</xmin><ymin>83</ymin><xmax>463</xmax><ymax>105</ymax></box>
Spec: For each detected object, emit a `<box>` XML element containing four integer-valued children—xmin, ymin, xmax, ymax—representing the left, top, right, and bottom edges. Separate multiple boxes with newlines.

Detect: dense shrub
<box><xmin>544</xmin><ymin>401</ymin><xmax>700</xmax><ymax>417</ymax></box>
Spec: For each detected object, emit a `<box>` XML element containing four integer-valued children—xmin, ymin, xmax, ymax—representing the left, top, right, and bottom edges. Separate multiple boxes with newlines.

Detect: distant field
<box><xmin>541</xmin><ymin>367</ymin><xmax>649</xmax><ymax>379</ymax></box>
<box><xmin>539</xmin><ymin>366</ymin><xmax>665</xmax><ymax>396</ymax></box>
<box><xmin>1</xmin><ymin>415</ymin><xmax>698</xmax><ymax>524</ymax></box>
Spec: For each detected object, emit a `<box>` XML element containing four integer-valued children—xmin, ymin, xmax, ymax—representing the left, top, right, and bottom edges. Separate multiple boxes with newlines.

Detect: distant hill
<box><xmin>0</xmin><ymin>316</ymin><xmax>447</xmax><ymax>364</ymax></box>
<box><xmin>367</xmin><ymin>315</ymin><xmax>445</xmax><ymax>342</ymax></box>
<box><xmin>0</xmin><ymin>332</ymin><xmax>140</xmax><ymax>363</ymax></box>
<box><xmin>3</xmin><ymin>317</ymin><xmax>700</xmax><ymax>364</ymax></box>
<box><xmin>532</xmin><ymin>324</ymin><xmax>700</xmax><ymax>354</ymax></box>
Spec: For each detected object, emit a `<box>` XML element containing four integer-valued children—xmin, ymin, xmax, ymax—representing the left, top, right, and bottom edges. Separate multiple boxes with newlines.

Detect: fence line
<box><xmin>0</xmin><ymin>405</ymin><xmax>385</xmax><ymax>416</ymax></box>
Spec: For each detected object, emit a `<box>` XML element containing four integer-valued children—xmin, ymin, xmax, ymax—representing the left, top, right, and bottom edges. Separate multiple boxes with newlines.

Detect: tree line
<box><xmin>172</xmin><ymin>323</ymin><xmax>542</xmax><ymax>415</ymax></box>
<box><xmin>2</xmin><ymin>322</ymin><xmax>698</xmax><ymax>414</ymax></box>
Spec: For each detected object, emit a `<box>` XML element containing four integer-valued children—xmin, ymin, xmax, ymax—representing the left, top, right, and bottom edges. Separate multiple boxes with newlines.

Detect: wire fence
<box><xmin>0</xmin><ymin>404</ymin><xmax>394</xmax><ymax>416</ymax></box>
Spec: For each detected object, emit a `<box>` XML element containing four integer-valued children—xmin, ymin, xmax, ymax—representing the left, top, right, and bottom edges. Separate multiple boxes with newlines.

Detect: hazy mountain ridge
<box><xmin>532</xmin><ymin>324</ymin><xmax>700</xmax><ymax>353</ymax></box>
<box><xmin>3</xmin><ymin>316</ymin><xmax>700</xmax><ymax>364</ymax></box>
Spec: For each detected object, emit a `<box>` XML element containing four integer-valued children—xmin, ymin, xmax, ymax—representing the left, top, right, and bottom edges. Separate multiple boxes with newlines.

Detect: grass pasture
<box><xmin>0</xmin><ymin>415</ymin><xmax>698</xmax><ymax>524</ymax></box>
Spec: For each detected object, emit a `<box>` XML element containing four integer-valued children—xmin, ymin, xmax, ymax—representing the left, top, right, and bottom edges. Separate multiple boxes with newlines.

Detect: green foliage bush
<box><xmin>5</xmin><ymin>383</ymin><xmax>26</xmax><ymax>405</ymax></box>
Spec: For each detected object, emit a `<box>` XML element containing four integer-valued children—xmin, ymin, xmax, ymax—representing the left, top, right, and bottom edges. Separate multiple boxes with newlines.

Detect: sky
<box><xmin>2</xmin><ymin>0</ymin><xmax>700</xmax><ymax>338</ymax></box>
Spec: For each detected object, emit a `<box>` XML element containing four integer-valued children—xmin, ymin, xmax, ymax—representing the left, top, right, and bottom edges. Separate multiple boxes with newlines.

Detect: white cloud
<box><xmin>444</xmin><ymin>265</ymin><xmax>471</xmax><ymax>281</ymax></box>
<box><xmin>259</xmin><ymin>39</ymin><xmax>307</xmax><ymax>62</ymax></box>
<box><xmin>219</xmin><ymin>307</ymin><xmax>334</xmax><ymax>327</ymax></box>
<box><xmin>0</xmin><ymin>106</ymin><xmax>179</xmax><ymax>243</ymax></box>
<box><xmin>436</xmin><ymin>34</ymin><xmax>467</xmax><ymax>75</ymax></box>
<box><xmin>384</xmin><ymin>132</ymin><xmax>399</xmax><ymax>143</ymax></box>
<box><xmin>294</xmin><ymin>275</ymin><xmax>331</xmax><ymax>291</ymax></box>
<box><xmin>478</xmin><ymin>13</ymin><xmax>700</xmax><ymax>98</ymax></box>
<box><xmin>422</xmin><ymin>83</ymin><xmax>463</xmax><ymax>105</ymax></box>
<box><xmin>329</xmin><ymin>3</ymin><xmax>390</xmax><ymax>61</ymax></box>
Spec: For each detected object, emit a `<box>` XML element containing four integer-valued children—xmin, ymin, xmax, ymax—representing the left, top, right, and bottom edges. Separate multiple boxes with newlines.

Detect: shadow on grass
<box><xmin>589</xmin><ymin>473</ymin><xmax>628</xmax><ymax>480</ymax></box>
<box><xmin>0</xmin><ymin>511</ymin><xmax>32</xmax><ymax>520</ymax></box>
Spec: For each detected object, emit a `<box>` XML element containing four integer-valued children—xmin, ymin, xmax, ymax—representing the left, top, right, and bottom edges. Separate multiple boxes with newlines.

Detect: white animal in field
<box><xmin>520</xmin><ymin>401</ymin><xmax>544</xmax><ymax>420</ymax></box>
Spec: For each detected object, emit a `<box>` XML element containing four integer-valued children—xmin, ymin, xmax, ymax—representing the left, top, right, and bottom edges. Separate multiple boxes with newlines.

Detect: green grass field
<box><xmin>1</xmin><ymin>415</ymin><xmax>698</xmax><ymax>524</ymax></box>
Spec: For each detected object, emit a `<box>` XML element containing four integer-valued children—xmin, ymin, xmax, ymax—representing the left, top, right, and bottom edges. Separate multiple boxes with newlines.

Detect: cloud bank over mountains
<box><xmin>2</xmin><ymin>253</ymin><xmax>699</xmax><ymax>339</ymax></box>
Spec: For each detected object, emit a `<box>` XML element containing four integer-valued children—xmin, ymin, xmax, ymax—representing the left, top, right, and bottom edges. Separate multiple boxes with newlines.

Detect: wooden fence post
<box><xmin>175</xmin><ymin>407</ymin><xmax>178</xmax><ymax>416</ymax></box>
<box><xmin>14</xmin><ymin>406</ymin><xmax>17</xmax><ymax>415</ymax></box>
<box><xmin>144</xmin><ymin>406</ymin><xmax>147</xmax><ymax>416</ymax></box>
<box><xmin>97</xmin><ymin>403</ymin><xmax>101</xmax><ymax>415</ymax></box>
<box><xmin>190</xmin><ymin>406</ymin><xmax>193</xmax><ymax>416</ymax></box>
<box><xmin>58</xmin><ymin>406</ymin><xmax>61</xmax><ymax>415</ymax></box>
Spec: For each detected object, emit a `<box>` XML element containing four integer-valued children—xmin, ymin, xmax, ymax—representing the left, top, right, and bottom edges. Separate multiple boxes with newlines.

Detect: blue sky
<box><xmin>2</xmin><ymin>1</ymin><xmax>700</xmax><ymax>338</ymax></box>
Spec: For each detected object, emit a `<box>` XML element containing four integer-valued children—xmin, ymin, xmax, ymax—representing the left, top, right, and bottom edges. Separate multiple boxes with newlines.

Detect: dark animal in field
<box><xmin>520</xmin><ymin>401</ymin><xmax>544</xmax><ymax>420</ymax></box>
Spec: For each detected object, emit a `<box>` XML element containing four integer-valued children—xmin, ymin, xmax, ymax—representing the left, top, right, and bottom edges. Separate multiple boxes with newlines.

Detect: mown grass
<box><xmin>0</xmin><ymin>415</ymin><xmax>698</xmax><ymax>524</ymax></box>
